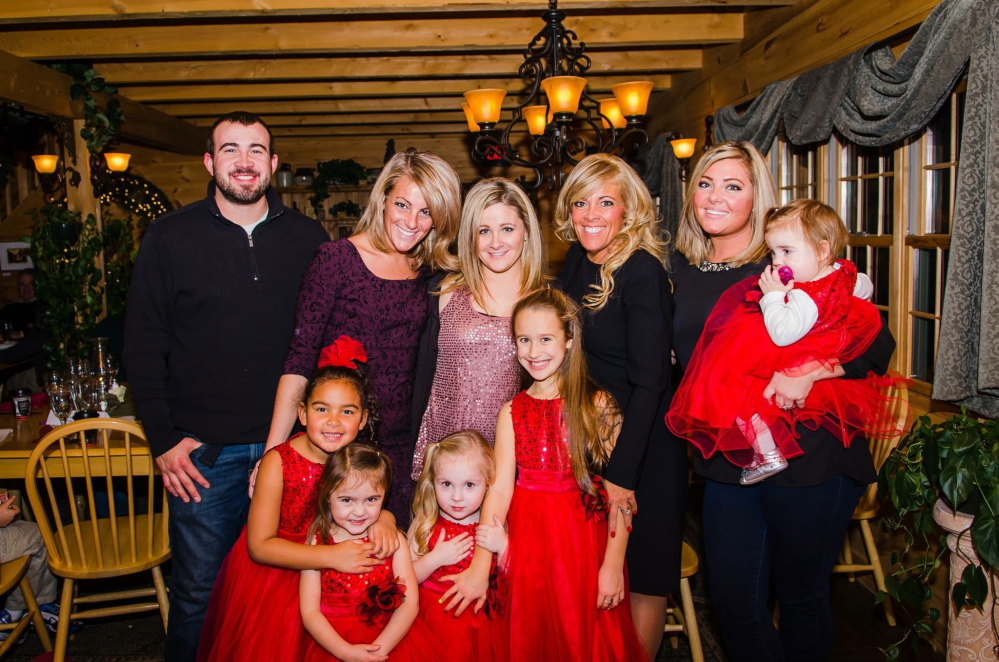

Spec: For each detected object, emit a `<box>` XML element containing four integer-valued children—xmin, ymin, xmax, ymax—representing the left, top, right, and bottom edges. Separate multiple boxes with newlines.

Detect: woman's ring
<box><xmin>620</xmin><ymin>508</ymin><xmax>632</xmax><ymax>515</ymax></box>
<box><xmin>781</xmin><ymin>405</ymin><xmax>792</xmax><ymax>410</ymax></box>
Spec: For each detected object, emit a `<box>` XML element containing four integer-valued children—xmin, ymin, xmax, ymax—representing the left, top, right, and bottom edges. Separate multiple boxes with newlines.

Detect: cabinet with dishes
<box><xmin>275</xmin><ymin>184</ymin><xmax>371</xmax><ymax>240</ymax></box>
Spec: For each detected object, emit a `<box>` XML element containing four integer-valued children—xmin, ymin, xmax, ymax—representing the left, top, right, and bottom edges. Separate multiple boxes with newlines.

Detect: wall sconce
<box><xmin>33</xmin><ymin>153</ymin><xmax>72</xmax><ymax>204</ymax></box>
<box><xmin>670</xmin><ymin>135</ymin><xmax>697</xmax><ymax>182</ymax></box>
<box><xmin>32</xmin><ymin>154</ymin><xmax>60</xmax><ymax>174</ymax></box>
<box><xmin>104</xmin><ymin>152</ymin><xmax>131</xmax><ymax>172</ymax></box>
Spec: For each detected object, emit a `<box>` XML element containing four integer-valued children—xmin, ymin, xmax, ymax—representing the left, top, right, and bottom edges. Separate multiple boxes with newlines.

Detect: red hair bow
<box><xmin>317</xmin><ymin>336</ymin><xmax>368</xmax><ymax>369</ymax></box>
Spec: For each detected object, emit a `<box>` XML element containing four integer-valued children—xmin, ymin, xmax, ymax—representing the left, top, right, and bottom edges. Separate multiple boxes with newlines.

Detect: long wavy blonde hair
<box><xmin>352</xmin><ymin>149</ymin><xmax>462</xmax><ymax>272</ymax></box>
<box><xmin>675</xmin><ymin>141</ymin><xmax>777</xmax><ymax>267</ymax></box>
<box><xmin>439</xmin><ymin>177</ymin><xmax>549</xmax><ymax>308</ymax></box>
<box><xmin>410</xmin><ymin>430</ymin><xmax>496</xmax><ymax>556</ymax></box>
<box><xmin>512</xmin><ymin>289</ymin><xmax>620</xmax><ymax>497</ymax></box>
<box><xmin>554</xmin><ymin>153</ymin><xmax>668</xmax><ymax>311</ymax></box>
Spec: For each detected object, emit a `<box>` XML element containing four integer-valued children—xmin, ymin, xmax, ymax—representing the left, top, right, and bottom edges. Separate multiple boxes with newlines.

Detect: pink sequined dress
<box><xmin>198</xmin><ymin>440</ymin><xmax>324</xmax><ymax>662</ymax></box>
<box><xmin>411</xmin><ymin>286</ymin><xmax>521</xmax><ymax>479</ymax></box>
<box><xmin>416</xmin><ymin>517</ymin><xmax>508</xmax><ymax>661</ymax></box>
<box><xmin>505</xmin><ymin>391</ymin><xmax>649</xmax><ymax>661</ymax></box>
<box><xmin>301</xmin><ymin>538</ymin><xmax>442</xmax><ymax>662</ymax></box>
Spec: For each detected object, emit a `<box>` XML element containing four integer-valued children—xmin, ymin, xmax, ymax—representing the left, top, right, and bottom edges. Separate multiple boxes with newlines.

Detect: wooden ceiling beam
<box><xmin>0</xmin><ymin>1</ymin><xmax>794</xmax><ymax>24</ymax></box>
<box><xmin>0</xmin><ymin>14</ymin><xmax>743</xmax><ymax>59</ymax></box>
<box><xmin>97</xmin><ymin>50</ymin><xmax>701</xmax><ymax>84</ymax></box>
<box><xmin>118</xmin><ymin>75</ymin><xmax>672</xmax><ymax>103</ymax></box>
<box><xmin>0</xmin><ymin>48</ymin><xmax>206</xmax><ymax>155</ymax></box>
<box><xmin>272</xmin><ymin>124</ymin><xmax>470</xmax><ymax>136</ymax></box>
<box><xmin>153</xmin><ymin>97</ymin><xmax>480</xmax><ymax>116</ymax></box>
<box><xmin>189</xmin><ymin>112</ymin><xmax>468</xmax><ymax>126</ymax></box>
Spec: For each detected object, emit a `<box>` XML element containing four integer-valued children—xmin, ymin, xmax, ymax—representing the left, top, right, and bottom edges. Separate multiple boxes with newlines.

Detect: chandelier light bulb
<box><xmin>611</xmin><ymin>81</ymin><xmax>655</xmax><ymax>117</ymax></box>
<box><xmin>598</xmin><ymin>99</ymin><xmax>627</xmax><ymax>129</ymax></box>
<box><xmin>522</xmin><ymin>106</ymin><xmax>549</xmax><ymax>135</ymax></box>
<box><xmin>461</xmin><ymin>103</ymin><xmax>479</xmax><ymax>132</ymax></box>
<box><xmin>670</xmin><ymin>138</ymin><xmax>697</xmax><ymax>159</ymax></box>
<box><xmin>463</xmin><ymin>89</ymin><xmax>507</xmax><ymax>126</ymax></box>
<box><xmin>541</xmin><ymin>76</ymin><xmax>586</xmax><ymax>116</ymax></box>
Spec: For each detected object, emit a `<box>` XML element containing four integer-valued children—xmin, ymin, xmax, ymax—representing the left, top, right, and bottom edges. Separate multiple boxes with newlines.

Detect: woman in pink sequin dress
<box><xmin>411</xmin><ymin>178</ymin><xmax>550</xmax><ymax>480</ymax></box>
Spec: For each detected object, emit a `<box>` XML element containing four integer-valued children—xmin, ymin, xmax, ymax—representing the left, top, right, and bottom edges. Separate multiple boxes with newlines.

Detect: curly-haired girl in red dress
<box><xmin>668</xmin><ymin>200</ymin><xmax>905</xmax><ymax>485</ymax></box>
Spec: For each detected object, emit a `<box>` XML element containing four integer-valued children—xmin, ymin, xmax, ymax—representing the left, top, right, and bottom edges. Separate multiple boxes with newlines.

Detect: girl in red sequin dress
<box><xmin>442</xmin><ymin>289</ymin><xmax>648</xmax><ymax>662</ymax></box>
<box><xmin>668</xmin><ymin>200</ymin><xmax>905</xmax><ymax>485</ymax></box>
<box><xmin>198</xmin><ymin>339</ymin><xmax>399</xmax><ymax>662</ymax></box>
<box><xmin>409</xmin><ymin>430</ymin><xmax>508</xmax><ymax>661</ymax></box>
<box><xmin>301</xmin><ymin>445</ymin><xmax>440</xmax><ymax>662</ymax></box>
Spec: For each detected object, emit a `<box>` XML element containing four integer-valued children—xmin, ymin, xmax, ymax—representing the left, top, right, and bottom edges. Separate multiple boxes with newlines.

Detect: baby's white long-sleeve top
<box><xmin>760</xmin><ymin>269</ymin><xmax>874</xmax><ymax>347</ymax></box>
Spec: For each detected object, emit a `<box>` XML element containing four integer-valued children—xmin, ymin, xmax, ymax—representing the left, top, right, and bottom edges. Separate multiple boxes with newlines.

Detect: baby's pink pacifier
<box><xmin>777</xmin><ymin>266</ymin><xmax>794</xmax><ymax>285</ymax></box>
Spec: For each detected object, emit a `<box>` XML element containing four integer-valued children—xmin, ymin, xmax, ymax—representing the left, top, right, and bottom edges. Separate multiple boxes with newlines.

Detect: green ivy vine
<box><xmin>51</xmin><ymin>63</ymin><xmax>125</xmax><ymax>156</ymax></box>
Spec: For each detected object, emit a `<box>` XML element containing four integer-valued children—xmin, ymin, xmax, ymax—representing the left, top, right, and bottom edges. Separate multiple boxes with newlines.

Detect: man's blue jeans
<box><xmin>164</xmin><ymin>442</ymin><xmax>263</xmax><ymax>662</ymax></box>
<box><xmin>702</xmin><ymin>475</ymin><xmax>864</xmax><ymax>662</ymax></box>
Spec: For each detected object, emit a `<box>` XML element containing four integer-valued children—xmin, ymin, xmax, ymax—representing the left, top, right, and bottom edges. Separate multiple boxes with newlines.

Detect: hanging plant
<box><xmin>51</xmin><ymin>63</ymin><xmax>125</xmax><ymax>156</ymax></box>
<box><xmin>309</xmin><ymin>158</ymin><xmax>367</xmax><ymax>211</ymax></box>
<box><xmin>101</xmin><ymin>212</ymin><xmax>135</xmax><ymax>319</ymax></box>
<box><xmin>25</xmin><ymin>203</ymin><xmax>104</xmax><ymax>368</ymax></box>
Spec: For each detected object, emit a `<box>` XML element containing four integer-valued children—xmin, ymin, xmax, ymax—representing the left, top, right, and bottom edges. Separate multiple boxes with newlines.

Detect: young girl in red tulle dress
<box><xmin>409</xmin><ymin>430</ymin><xmax>508</xmax><ymax>661</ymax></box>
<box><xmin>668</xmin><ymin>199</ymin><xmax>904</xmax><ymax>485</ymax></box>
<box><xmin>300</xmin><ymin>444</ymin><xmax>440</xmax><ymax>662</ymax></box>
<box><xmin>443</xmin><ymin>288</ymin><xmax>648</xmax><ymax>662</ymax></box>
<box><xmin>198</xmin><ymin>338</ymin><xmax>399</xmax><ymax>662</ymax></box>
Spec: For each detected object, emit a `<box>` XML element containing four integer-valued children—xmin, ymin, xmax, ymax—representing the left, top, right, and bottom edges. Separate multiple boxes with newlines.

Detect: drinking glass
<box><xmin>49</xmin><ymin>388</ymin><xmax>73</xmax><ymax>426</ymax></box>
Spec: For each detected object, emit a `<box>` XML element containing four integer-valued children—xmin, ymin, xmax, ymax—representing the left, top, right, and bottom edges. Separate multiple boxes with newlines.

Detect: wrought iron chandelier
<box><xmin>463</xmin><ymin>0</ymin><xmax>655</xmax><ymax>191</ymax></box>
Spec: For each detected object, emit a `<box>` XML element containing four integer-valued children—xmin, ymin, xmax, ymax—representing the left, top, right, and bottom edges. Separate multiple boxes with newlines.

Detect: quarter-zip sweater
<box><xmin>124</xmin><ymin>182</ymin><xmax>329</xmax><ymax>457</ymax></box>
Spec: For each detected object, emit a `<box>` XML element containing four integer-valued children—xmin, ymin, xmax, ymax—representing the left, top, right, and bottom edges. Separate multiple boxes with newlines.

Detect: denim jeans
<box><xmin>702</xmin><ymin>475</ymin><xmax>864</xmax><ymax>662</ymax></box>
<box><xmin>164</xmin><ymin>442</ymin><xmax>263</xmax><ymax>662</ymax></box>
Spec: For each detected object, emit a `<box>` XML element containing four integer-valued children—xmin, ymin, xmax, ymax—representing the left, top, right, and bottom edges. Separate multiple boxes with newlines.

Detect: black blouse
<box><xmin>670</xmin><ymin>257</ymin><xmax>890</xmax><ymax>487</ymax></box>
<box><xmin>559</xmin><ymin>244</ymin><xmax>674</xmax><ymax>490</ymax></box>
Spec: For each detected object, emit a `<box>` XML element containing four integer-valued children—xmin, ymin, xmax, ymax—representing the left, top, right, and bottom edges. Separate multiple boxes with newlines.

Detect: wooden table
<box><xmin>0</xmin><ymin>409</ymin><xmax>152</xmax><ymax>480</ymax></box>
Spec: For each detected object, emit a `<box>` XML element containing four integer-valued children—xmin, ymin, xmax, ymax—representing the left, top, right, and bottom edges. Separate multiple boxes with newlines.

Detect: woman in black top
<box><xmin>557</xmin><ymin>153</ymin><xmax>684</xmax><ymax>657</ymax></box>
<box><xmin>672</xmin><ymin>142</ymin><xmax>892</xmax><ymax>661</ymax></box>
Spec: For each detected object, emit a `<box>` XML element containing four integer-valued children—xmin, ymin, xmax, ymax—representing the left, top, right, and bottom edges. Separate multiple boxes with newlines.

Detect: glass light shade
<box><xmin>32</xmin><ymin>154</ymin><xmax>59</xmax><ymax>174</ymax></box>
<box><xmin>461</xmin><ymin>103</ymin><xmax>479</xmax><ymax>132</ymax></box>
<box><xmin>104</xmin><ymin>152</ymin><xmax>131</xmax><ymax>171</ymax></box>
<box><xmin>670</xmin><ymin>138</ymin><xmax>697</xmax><ymax>159</ymax></box>
<box><xmin>541</xmin><ymin>76</ymin><xmax>586</xmax><ymax>115</ymax></box>
<box><xmin>463</xmin><ymin>89</ymin><xmax>507</xmax><ymax>125</ymax></box>
<box><xmin>522</xmin><ymin>106</ymin><xmax>549</xmax><ymax>135</ymax></box>
<box><xmin>598</xmin><ymin>98</ymin><xmax>626</xmax><ymax>129</ymax></box>
<box><xmin>611</xmin><ymin>81</ymin><xmax>655</xmax><ymax>117</ymax></box>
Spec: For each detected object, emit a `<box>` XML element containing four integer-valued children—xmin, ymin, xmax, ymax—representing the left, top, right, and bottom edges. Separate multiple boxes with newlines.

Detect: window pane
<box><xmin>956</xmin><ymin>90</ymin><xmax>966</xmax><ymax>159</ymax></box>
<box><xmin>873</xmin><ymin>246</ymin><xmax>890</xmax><ymax>306</ymax></box>
<box><xmin>927</xmin><ymin>102</ymin><xmax>953</xmax><ymax>164</ymax></box>
<box><xmin>883</xmin><ymin>149</ymin><xmax>894</xmax><ymax>173</ymax></box>
<box><xmin>861</xmin><ymin>150</ymin><xmax>880</xmax><ymax>175</ymax></box>
<box><xmin>913</xmin><ymin>248</ymin><xmax>938</xmax><ymax>314</ymax></box>
<box><xmin>850</xmin><ymin>246</ymin><xmax>868</xmax><ymax>276</ymax></box>
<box><xmin>911</xmin><ymin>317</ymin><xmax>936</xmax><ymax>382</ymax></box>
<box><xmin>941</xmin><ymin>249</ymin><xmax>949</xmax><ymax>303</ymax></box>
<box><xmin>927</xmin><ymin>168</ymin><xmax>952</xmax><ymax>234</ymax></box>
<box><xmin>842</xmin><ymin>142</ymin><xmax>858</xmax><ymax>177</ymax></box>
<box><xmin>882</xmin><ymin>175</ymin><xmax>894</xmax><ymax>235</ymax></box>
<box><xmin>842</xmin><ymin>180</ymin><xmax>858</xmax><ymax>231</ymax></box>
<box><xmin>862</xmin><ymin>178</ymin><xmax>880</xmax><ymax>234</ymax></box>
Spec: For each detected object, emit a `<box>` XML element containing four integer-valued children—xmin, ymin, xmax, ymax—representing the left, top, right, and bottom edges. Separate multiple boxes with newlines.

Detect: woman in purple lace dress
<box><xmin>410</xmin><ymin>178</ymin><xmax>549</xmax><ymax>481</ymax></box>
<box><xmin>267</xmin><ymin>150</ymin><xmax>462</xmax><ymax>519</ymax></box>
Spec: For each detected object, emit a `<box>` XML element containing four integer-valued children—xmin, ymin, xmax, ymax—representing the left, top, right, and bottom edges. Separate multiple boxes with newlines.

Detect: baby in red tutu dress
<box><xmin>668</xmin><ymin>200</ymin><xmax>905</xmax><ymax>485</ymax></box>
<box><xmin>198</xmin><ymin>338</ymin><xmax>399</xmax><ymax>662</ymax></box>
<box><xmin>301</xmin><ymin>444</ymin><xmax>440</xmax><ymax>662</ymax></box>
<box><xmin>408</xmin><ymin>430</ymin><xmax>508</xmax><ymax>661</ymax></box>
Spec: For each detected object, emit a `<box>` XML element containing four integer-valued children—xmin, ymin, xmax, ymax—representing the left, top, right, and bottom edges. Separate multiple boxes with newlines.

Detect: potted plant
<box><xmin>879</xmin><ymin>410</ymin><xmax>999</xmax><ymax>659</ymax></box>
<box><xmin>309</xmin><ymin>158</ymin><xmax>367</xmax><ymax>212</ymax></box>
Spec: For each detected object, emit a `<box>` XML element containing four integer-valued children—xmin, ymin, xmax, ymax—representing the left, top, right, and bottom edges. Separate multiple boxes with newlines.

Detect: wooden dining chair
<box><xmin>831</xmin><ymin>370</ymin><xmax>910</xmax><ymax>626</ymax></box>
<box><xmin>0</xmin><ymin>555</ymin><xmax>53</xmax><ymax>656</ymax></box>
<box><xmin>663</xmin><ymin>541</ymin><xmax>704</xmax><ymax>662</ymax></box>
<box><xmin>23</xmin><ymin>419</ymin><xmax>170</xmax><ymax>662</ymax></box>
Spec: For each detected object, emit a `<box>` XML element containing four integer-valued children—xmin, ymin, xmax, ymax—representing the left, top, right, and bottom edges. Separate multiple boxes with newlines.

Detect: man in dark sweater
<box><xmin>124</xmin><ymin>112</ymin><xmax>328</xmax><ymax>662</ymax></box>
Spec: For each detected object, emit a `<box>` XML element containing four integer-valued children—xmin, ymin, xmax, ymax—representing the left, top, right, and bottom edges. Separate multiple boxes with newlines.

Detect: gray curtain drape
<box><xmin>714</xmin><ymin>0</ymin><xmax>999</xmax><ymax>152</ymax></box>
<box><xmin>932</xmin><ymin>17</ymin><xmax>999</xmax><ymax>416</ymax></box>
<box><xmin>629</xmin><ymin>133</ymin><xmax>682</xmax><ymax>260</ymax></box>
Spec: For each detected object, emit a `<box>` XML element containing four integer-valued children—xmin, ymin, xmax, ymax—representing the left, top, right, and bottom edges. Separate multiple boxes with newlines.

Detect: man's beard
<box><xmin>216</xmin><ymin>167</ymin><xmax>269</xmax><ymax>205</ymax></box>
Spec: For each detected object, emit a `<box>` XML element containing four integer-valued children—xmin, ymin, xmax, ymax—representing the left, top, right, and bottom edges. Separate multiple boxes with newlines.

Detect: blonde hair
<box><xmin>306</xmin><ymin>444</ymin><xmax>393</xmax><ymax>544</ymax></box>
<box><xmin>439</xmin><ymin>178</ymin><xmax>549</xmax><ymax>307</ymax></box>
<box><xmin>512</xmin><ymin>289</ymin><xmax>620</xmax><ymax>497</ymax></box>
<box><xmin>675</xmin><ymin>141</ymin><xmax>778</xmax><ymax>267</ymax></box>
<box><xmin>554</xmin><ymin>154</ymin><xmax>668</xmax><ymax>311</ymax></box>
<box><xmin>764</xmin><ymin>199</ymin><xmax>848</xmax><ymax>265</ymax></box>
<box><xmin>352</xmin><ymin>149</ymin><xmax>461</xmax><ymax>271</ymax></box>
<box><xmin>410</xmin><ymin>430</ymin><xmax>496</xmax><ymax>556</ymax></box>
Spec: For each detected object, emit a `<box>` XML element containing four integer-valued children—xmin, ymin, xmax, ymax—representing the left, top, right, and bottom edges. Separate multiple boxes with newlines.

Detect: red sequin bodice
<box><xmin>511</xmin><ymin>391</ymin><xmax>570</xmax><ymax>472</ymax></box>
<box><xmin>320</xmin><ymin>538</ymin><xmax>394</xmax><ymax>595</ymax></box>
<box><xmin>426</xmin><ymin>517</ymin><xmax>478</xmax><ymax>582</ymax></box>
<box><xmin>795</xmin><ymin>259</ymin><xmax>857</xmax><ymax>333</ymax></box>
<box><xmin>273</xmin><ymin>440</ymin><xmax>325</xmax><ymax>538</ymax></box>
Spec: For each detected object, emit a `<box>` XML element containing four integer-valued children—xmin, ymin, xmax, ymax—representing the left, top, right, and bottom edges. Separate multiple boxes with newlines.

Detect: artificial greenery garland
<box><xmin>100</xmin><ymin>171</ymin><xmax>173</xmax><ymax>229</ymax></box>
<box><xmin>50</xmin><ymin>64</ymin><xmax>124</xmax><ymax>156</ymax></box>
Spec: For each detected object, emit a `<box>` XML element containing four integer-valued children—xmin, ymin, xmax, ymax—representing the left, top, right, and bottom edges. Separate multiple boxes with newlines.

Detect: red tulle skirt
<box><xmin>667</xmin><ymin>277</ymin><xmax>903</xmax><ymax>467</ymax></box>
<box><xmin>197</xmin><ymin>527</ymin><xmax>307</xmax><ymax>662</ymax></box>
<box><xmin>301</xmin><ymin>592</ymin><xmax>442</xmax><ymax>662</ymax></box>
<box><xmin>505</xmin><ymin>468</ymin><xmax>649</xmax><ymax>662</ymax></box>
<box><xmin>417</xmin><ymin>579</ymin><xmax>508</xmax><ymax>662</ymax></box>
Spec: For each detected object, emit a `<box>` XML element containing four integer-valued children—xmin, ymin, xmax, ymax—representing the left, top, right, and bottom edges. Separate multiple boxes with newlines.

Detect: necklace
<box><xmin>696</xmin><ymin>260</ymin><xmax>736</xmax><ymax>272</ymax></box>
<box><xmin>382</xmin><ymin>253</ymin><xmax>414</xmax><ymax>280</ymax></box>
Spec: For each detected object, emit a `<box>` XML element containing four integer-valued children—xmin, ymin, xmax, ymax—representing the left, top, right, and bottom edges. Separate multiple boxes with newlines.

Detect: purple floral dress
<box><xmin>284</xmin><ymin>239</ymin><xmax>429</xmax><ymax>517</ymax></box>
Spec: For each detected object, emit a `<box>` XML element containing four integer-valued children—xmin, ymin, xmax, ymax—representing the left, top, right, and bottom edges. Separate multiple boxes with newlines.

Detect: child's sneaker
<box><xmin>39</xmin><ymin>603</ymin><xmax>82</xmax><ymax>636</ymax></box>
<box><xmin>740</xmin><ymin>449</ymin><xmax>788</xmax><ymax>485</ymax></box>
<box><xmin>0</xmin><ymin>608</ymin><xmax>28</xmax><ymax>645</ymax></box>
